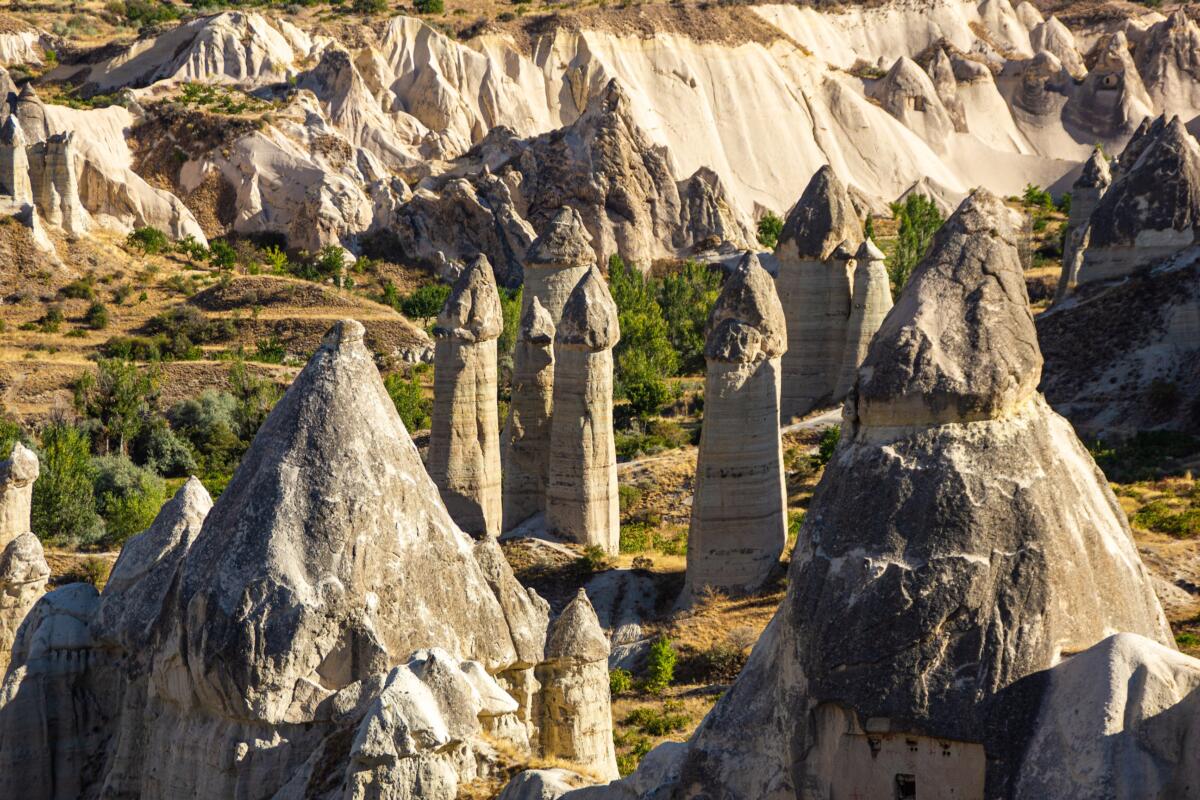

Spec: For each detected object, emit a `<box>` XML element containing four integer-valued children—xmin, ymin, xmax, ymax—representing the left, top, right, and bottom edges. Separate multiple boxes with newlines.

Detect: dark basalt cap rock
<box><xmin>1076</xmin><ymin>146</ymin><xmax>1112</xmax><ymax>189</ymax></box>
<box><xmin>434</xmin><ymin>254</ymin><xmax>503</xmax><ymax>342</ymax></box>
<box><xmin>526</xmin><ymin>206</ymin><xmax>596</xmax><ymax>268</ymax></box>
<box><xmin>519</xmin><ymin>295</ymin><xmax>555</xmax><ymax>345</ymax></box>
<box><xmin>778</xmin><ymin>165</ymin><xmax>864</xmax><ymax>261</ymax></box>
<box><xmin>853</xmin><ymin>188</ymin><xmax>1040</xmax><ymax>427</ymax></box>
<box><xmin>704</xmin><ymin>252</ymin><xmax>787</xmax><ymax>363</ymax></box>
<box><xmin>555</xmin><ymin>265</ymin><xmax>620</xmax><ymax>351</ymax></box>
<box><xmin>1090</xmin><ymin>115</ymin><xmax>1200</xmax><ymax>249</ymax></box>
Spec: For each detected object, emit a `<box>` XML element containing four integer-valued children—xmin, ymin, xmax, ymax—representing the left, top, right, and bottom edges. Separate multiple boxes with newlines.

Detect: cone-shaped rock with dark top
<box><xmin>429</xmin><ymin>254</ymin><xmax>504</xmax><ymax>538</ymax></box>
<box><xmin>524</xmin><ymin>206</ymin><xmax>597</xmax><ymax>324</ymax></box>
<box><xmin>683</xmin><ymin>253</ymin><xmax>787</xmax><ymax>600</ymax></box>
<box><xmin>0</xmin><ymin>319</ymin><xmax>552</xmax><ymax>800</ymax></box>
<box><xmin>1135</xmin><ymin>10</ymin><xmax>1200</xmax><ymax>114</ymax></box>
<box><xmin>1056</xmin><ymin>146</ymin><xmax>1112</xmax><ymax>301</ymax></box>
<box><xmin>536</xmin><ymin>589</ymin><xmax>618</xmax><ymax>780</ymax></box>
<box><xmin>501</xmin><ymin>296</ymin><xmax>555</xmax><ymax>531</ymax></box>
<box><xmin>0</xmin><ymin>442</ymin><xmax>47</xmax><ymax>673</ymax></box>
<box><xmin>546</xmin><ymin>266</ymin><xmax>620</xmax><ymax>553</ymax></box>
<box><xmin>836</xmin><ymin>238</ymin><xmax>893</xmax><ymax>396</ymax></box>
<box><xmin>1081</xmin><ymin>116</ymin><xmax>1200</xmax><ymax>286</ymax></box>
<box><xmin>776</xmin><ymin>166</ymin><xmax>862</xmax><ymax>419</ymax></box>
<box><xmin>549</xmin><ymin>190</ymin><xmax>1173</xmax><ymax>800</ymax></box>
<box><xmin>0</xmin><ymin>115</ymin><xmax>31</xmax><ymax>204</ymax></box>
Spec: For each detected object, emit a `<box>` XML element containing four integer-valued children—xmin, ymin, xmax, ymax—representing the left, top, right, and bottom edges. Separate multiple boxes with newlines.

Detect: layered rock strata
<box><xmin>1055</xmin><ymin>146</ymin><xmax>1111</xmax><ymax>302</ymax></box>
<box><xmin>546</xmin><ymin>266</ymin><xmax>621</xmax><ymax>553</ymax></box>
<box><xmin>501</xmin><ymin>296</ymin><xmax>556</xmax><ymax>531</ymax></box>
<box><xmin>0</xmin><ymin>116</ymin><xmax>30</xmax><ymax>204</ymax></box>
<box><xmin>776</xmin><ymin>166</ymin><xmax>862</xmax><ymax>419</ymax></box>
<box><xmin>535</xmin><ymin>589</ymin><xmax>619</xmax><ymax>781</ymax></box>
<box><xmin>0</xmin><ymin>442</ymin><xmax>48</xmax><ymax>674</ymax></box>
<box><xmin>683</xmin><ymin>253</ymin><xmax>787</xmax><ymax>600</ymax></box>
<box><xmin>27</xmin><ymin>132</ymin><xmax>90</xmax><ymax>237</ymax></box>
<box><xmin>836</xmin><ymin>237</ymin><xmax>893</xmax><ymax>397</ymax></box>
<box><xmin>429</xmin><ymin>255</ymin><xmax>504</xmax><ymax>538</ymax></box>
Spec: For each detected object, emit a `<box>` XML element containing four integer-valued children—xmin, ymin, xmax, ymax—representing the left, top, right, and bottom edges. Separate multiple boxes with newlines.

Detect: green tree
<box><xmin>174</xmin><ymin>234</ymin><xmax>209</xmax><ymax>265</ymax></box>
<box><xmin>399</xmin><ymin>283</ymin><xmax>451</xmax><ymax>324</ymax></box>
<box><xmin>92</xmin><ymin>455</ymin><xmax>167</xmax><ymax>545</ymax></box>
<box><xmin>32</xmin><ymin>422</ymin><xmax>102</xmax><ymax>545</ymax></box>
<box><xmin>229</xmin><ymin>360</ymin><xmax>281</xmax><ymax>440</ymax></box>
<box><xmin>126</xmin><ymin>226</ymin><xmax>169</xmax><ymax>254</ymax></box>
<box><xmin>756</xmin><ymin>211</ymin><xmax>783</xmax><ymax>250</ymax></box>
<box><xmin>384</xmin><ymin>371</ymin><xmax>431</xmax><ymax>431</ymax></box>
<box><xmin>353</xmin><ymin>0</ymin><xmax>388</xmax><ymax>11</ymax></box>
<box><xmin>74</xmin><ymin>359</ymin><xmax>159</xmax><ymax>456</ymax></box>
<box><xmin>887</xmin><ymin>194</ymin><xmax>944</xmax><ymax>295</ymax></box>
<box><xmin>657</xmin><ymin>259</ymin><xmax>721</xmax><ymax>375</ymax></box>
<box><xmin>208</xmin><ymin>239</ymin><xmax>237</xmax><ymax>271</ymax></box>
<box><xmin>642</xmin><ymin>636</ymin><xmax>677</xmax><ymax>694</ymax></box>
<box><xmin>413</xmin><ymin>0</ymin><xmax>443</xmax><ymax>12</ymax></box>
<box><xmin>85</xmin><ymin>301</ymin><xmax>110</xmax><ymax>330</ymax></box>
<box><xmin>1022</xmin><ymin>183</ymin><xmax>1054</xmax><ymax>210</ymax></box>
<box><xmin>0</xmin><ymin>405</ymin><xmax>22</xmax><ymax>459</ymax></box>
<box><xmin>609</xmin><ymin>255</ymin><xmax>677</xmax><ymax>418</ymax></box>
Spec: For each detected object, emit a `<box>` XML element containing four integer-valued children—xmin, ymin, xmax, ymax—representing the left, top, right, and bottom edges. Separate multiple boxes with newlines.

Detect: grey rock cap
<box><xmin>704</xmin><ymin>252</ymin><xmax>787</xmax><ymax>363</ymax></box>
<box><xmin>778</xmin><ymin>165</ymin><xmax>864</xmax><ymax>261</ymax></box>
<box><xmin>526</xmin><ymin>207</ymin><xmax>596</xmax><ymax>268</ymax></box>
<box><xmin>435</xmin><ymin>254</ymin><xmax>504</xmax><ymax>342</ymax></box>
<box><xmin>555</xmin><ymin>264</ymin><xmax>620</xmax><ymax>350</ymax></box>
<box><xmin>519</xmin><ymin>295</ymin><xmax>555</xmax><ymax>344</ymax></box>
<box><xmin>545</xmin><ymin>589</ymin><xmax>609</xmax><ymax>665</ymax></box>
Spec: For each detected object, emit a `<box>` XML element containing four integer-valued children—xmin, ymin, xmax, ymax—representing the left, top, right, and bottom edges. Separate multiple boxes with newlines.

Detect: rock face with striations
<box><xmin>429</xmin><ymin>255</ymin><xmax>504</xmax><ymax>538</ymax></box>
<box><xmin>535</xmin><ymin>589</ymin><xmax>618</xmax><ymax>781</ymax></box>
<box><xmin>0</xmin><ymin>319</ymin><xmax>554</xmax><ymax>800</ymax></box>
<box><xmin>1065</xmin><ymin>31</ymin><xmax>1153</xmax><ymax>140</ymax></box>
<box><xmin>683</xmin><ymin>252</ymin><xmax>787</xmax><ymax>601</ymax></box>
<box><xmin>0</xmin><ymin>442</ymin><xmax>48</xmax><ymax>674</ymax></box>
<box><xmin>0</xmin><ymin>116</ymin><xmax>31</xmax><ymax>204</ymax></box>
<box><xmin>1055</xmin><ymin>146</ymin><xmax>1111</xmax><ymax>302</ymax></box>
<box><xmin>1029</xmin><ymin>16</ymin><xmax>1085</xmax><ymax>79</ymax></box>
<box><xmin>1135</xmin><ymin>10</ymin><xmax>1200</xmax><ymax>115</ymax></box>
<box><xmin>836</xmin><ymin>237</ymin><xmax>893</xmax><ymax>397</ymax></box>
<box><xmin>28</xmin><ymin>132</ymin><xmax>90</xmax><ymax>237</ymax></box>
<box><xmin>871</xmin><ymin>56</ymin><xmax>956</xmax><ymax>151</ymax></box>
<box><xmin>546</xmin><ymin>190</ymin><xmax>1174</xmax><ymax>800</ymax></box>
<box><xmin>501</xmin><ymin>296</ymin><xmax>556</xmax><ymax>531</ymax></box>
<box><xmin>1080</xmin><ymin>115</ymin><xmax>1200</xmax><ymax>286</ymax></box>
<box><xmin>546</xmin><ymin>266</ymin><xmax>621</xmax><ymax>553</ymax></box>
<box><xmin>522</xmin><ymin>207</ymin><xmax>598</xmax><ymax>325</ymax></box>
<box><xmin>775</xmin><ymin>165</ymin><xmax>862</xmax><ymax>420</ymax></box>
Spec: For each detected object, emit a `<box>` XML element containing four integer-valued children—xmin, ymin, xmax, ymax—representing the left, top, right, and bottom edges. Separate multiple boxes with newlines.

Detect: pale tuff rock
<box><xmin>776</xmin><ymin>165</ymin><xmax>863</xmax><ymax>419</ymax></box>
<box><xmin>836</xmin><ymin>238</ymin><xmax>893</xmax><ymax>397</ymax></box>
<box><xmin>429</xmin><ymin>256</ymin><xmax>504</xmax><ymax>538</ymax></box>
<box><xmin>1065</xmin><ymin>31</ymin><xmax>1154</xmax><ymax>139</ymax></box>
<box><xmin>546</xmin><ymin>266</ymin><xmax>621</xmax><ymax>553</ymax></box>
<box><xmin>871</xmin><ymin>56</ymin><xmax>956</xmax><ymax>151</ymax></box>
<box><xmin>977</xmin><ymin>0</ymin><xmax>1034</xmax><ymax>56</ymax></box>
<box><xmin>554</xmin><ymin>190</ymin><xmax>1172</xmax><ymax>799</ymax></box>
<box><xmin>497</xmin><ymin>769</ymin><xmax>581</xmax><ymax>800</ymax></box>
<box><xmin>1081</xmin><ymin>116</ymin><xmax>1200</xmax><ymax>285</ymax></box>
<box><xmin>0</xmin><ymin>116</ymin><xmax>31</xmax><ymax>204</ymax></box>
<box><xmin>14</xmin><ymin>83</ymin><xmax>47</xmax><ymax>143</ymax></box>
<box><xmin>1055</xmin><ymin>146</ymin><xmax>1111</xmax><ymax>302</ymax></box>
<box><xmin>525</xmin><ymin>207</ymin><xmax>598</xmax><ymax>324</ymax></box>
<box><xmin>926</xmin><ymin>47</ymin><xmax>968</xmax><ymax>133</ymax></box>
<box><xmin>1013</xmin><ymin>1</ymin><xmax>1044</xmax><ymax>32</ymax></box>
<box><xmin>536</xmin><ymin>590</ymin><xmax>618</xmax><ymax>781</ymax></box>
<box><xmin>0</xmin><ymin>318</ymin><xmax>552</xmax><ymax>800</ymax></box>
<box><xmin>1135</xmin><ymin>10</ymin><xmax>1200</xmax><ymax>115</ymax></box>
<box><xmin>683</xmin><ymin>253</ymin><xmax>787</xmax><ymax>600</ymax></box>
<box><xmin>501</xmin><ymin>296</ymin><xmax>556</xmax><ymax>531</ymax></box>
<box><xmin>0</xmin><ymin>443</ymin><xmax>48</xmax><ymax>674</ymax></box>
<box><xmin>28</xmin><ymin>132</ymin><xmax>91</xmax><ymax>238</ymax></box>
<box><xmin>1012</xmin><ymin>50</ymin><xmax>1071</xmax><ymax>119</ymax></box>
<box><xmin>1029</xmin><ymin>16</ymin><xmax>1086</xmax><ymax>79</ymax></box>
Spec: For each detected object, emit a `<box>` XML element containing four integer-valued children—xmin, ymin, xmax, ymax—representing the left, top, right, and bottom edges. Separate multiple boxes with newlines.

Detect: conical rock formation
<box><xmin>501</xmin><ymin>296</ymin><xmax>556</xmax><ymax>531</ymax></box>
<box><xmin>1065</xmin><ymin>31</ymin><xmax>1153</xmax><ymax>139</ymax></box>
<box><xmin>683</xmin><ymin>252</ymin><xmax>787</xmax><ymax>600</ymax></box>
<box><xmin>524</xmin><ymin>207</ymin><xmax>597</xmax><ymax>325</ymax></box>
<box><xmin>429</xmin><ymin>255</ymin><xmax>504</xmax><ymax>538</ymax></box>
<box><xmin>1029</xmin><ymin>16</ymin><xmax>1085</xmax><ymax>79</ymax></box>
<box><xmin>0</xmin><ymin>442</ymin><xmax>47</xmax><ymax>674</ymax></box>
<box><xmin>1056</xmin><ymin>146</ymin><xmax>1111</xmax><ymax>301</ymax></box>
<box><xmin>0</xmin><ymin>116</ymin><xmax>31</xmax><ymax>205</ymax></box>
<box><xmin>871</xmin><ymin>56</ymin><xmax>956</xmax><ymax>150</ymax></box>
<box><xmin>836</xmin><ymin>237</ymin><xmax>893</xmax><ymax>397</ymax></box>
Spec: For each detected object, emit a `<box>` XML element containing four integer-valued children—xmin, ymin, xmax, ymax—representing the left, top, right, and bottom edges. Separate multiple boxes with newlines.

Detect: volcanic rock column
<box><xmin>836</xmin><ymin>238</ymin><xmax>894</xmax><ymax>397</ymax></box>
<box><xmin>776</xmin><ymin>166</ymin><xmax>862</xmax><ymax>420</ymax></box>
<box><xmin>0</xmin><ymin>116</ymin><xmax>31</xmax><ymax>204</ymax></box>
<box><xmin>1055</xmin><ymin>147</ymin><xmax>1112</xmax><ymax>302</ymax></box>
<box><xmin>523</xmin><ymin>206</ymin><xmax>596</xmax><ymax>324</ymax></box>
<box><xmin>28</xmin><ymin>132</ymin><xmax>90</xmax><ymax>237</ymax></box>
<box><xmin>429</xmin><ymin>255</ymin><xmax>504</xmax><ymax>538</ymax></box>
<box><xmin>536</xmin><ymin>589</ymin><xmax>619</xmax><ymax>781</ymax></box>
<box><xmin>500</xmin><ymin>297</ymin><xmax>555</xmax><ymax>531</ymax></box>
<box><xmin>683</xmin><ymin>253</ymin><xmax>787</xmax><ymax>600</ymax></box>
<box><xmin>546</xmin><ymin>266</ymin><xmax>620</xmax><ymax>553</ymax></box>
<box><xmin>0</xmin><ymin>442</ymin><xmax>50</xmax><ymax>672</ymax></box>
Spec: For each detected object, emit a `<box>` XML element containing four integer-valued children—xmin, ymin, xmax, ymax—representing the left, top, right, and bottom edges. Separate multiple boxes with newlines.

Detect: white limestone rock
<box><xmin>871</xmin><ymin>55</ymin><xmax>956</xmax><ymax>151</ymax></box>
<box><xmin>0</xmin><ymin>116</ymin><xmax>31</xmax><ymax>204</ymax></box>
<box><xmin>1029</xmin><ymin>16</ymin><xmax>1086</xmax><ymax>79</ymax></box>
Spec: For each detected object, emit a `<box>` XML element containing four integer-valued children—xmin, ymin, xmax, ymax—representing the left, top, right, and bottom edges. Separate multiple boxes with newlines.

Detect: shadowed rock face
<box><xmin>684</xmin><ymin>253</ymin><xmax>787</xmax><ymax>599</ymax></box>
<box><xmin>1056</xmin><ymin>146</ymin><xmax>1111</xmax><ymax>301</ymax></box>
<box><xmin>501</xmin><ymin>296</ymin><xmax>556</xmax><ymax>531</ymax></box>
<box><xmin>541</xmin><ymin>190</ymin><xmax>1174</xmax><ymax>800</ymax></box>
<box><xmin>1065</xmin><ymin>32</ymin><xmax>1153</xmax><ymax>139</ymax></box>
<box><xmin>836</xmin><ymin>238</ymin><xmax>893</xmax><ymax>396</ymax></box>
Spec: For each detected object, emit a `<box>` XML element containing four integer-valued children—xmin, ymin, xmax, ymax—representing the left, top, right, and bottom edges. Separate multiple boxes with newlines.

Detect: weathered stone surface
<box><xmin>926</xmin><ymin>47</ymin><xmax>968</xmax><ymax>133</ymax></box>
<box><xmin>1029</xmin><ymin>16</ymin><xmax>1085</xmax><ymax>78</ymax></box>
<box><xmin>776</xmin><ymin>166</ymin><xmax>862</xmax><ymax>419</ymax></box>
<box><xmin>27</xmin><ymin>132</ymin><xmax>90</xmax><ymax>237</ymax></box>
<box><xmin>1081</xmin><ymin>116</ymin><xmax>1200</xmax><ymax>286</ymax></box>
<box><xmin>525</xmin><ymin>207</ymin><xmax>597</xmax><ymax>325</ymax></box>
<box><xmin>501</xmin><ymin>296</ymin><xmax>556</xmax><ymax>531</ymax></box>
<box><xmin>0</xmin><ymin>443</ymin><xmax>47</xmax><ymax>674</ymax></box>
<box><xmin>836</xmin><ymin>237</ymin><xmax>893</xmax><ymax>397</ymax></box>
<box><xmin>683</xmin><ymin>253</ymin><xmax>787</xmax><ymax>600</ymax></box>
<box><xmin>1064</xmin><ymin>31</ymin><xmax>1153</xmax><ymax>140</ymax></box>
<box><xmin>1056</xmin><ymin>146</ymin><xmax>1111</xmax><ymax>302</ymax></box>
<box><xmin>546</xmin><ymin>266</ymin><xmax>620</xmax><ymax>553</ymax></box>
<box><xmin>537</xmin><ymin>590</ymin><xmax>618</xmax><ymax>781</ymax></box>
<box><xmin>0</xmin><ymin>116</ymin><xmax>30</xmax><ymax>204</ymax></box>
<box><xmin>553</xmin><ymin>190</ymin><xmax>1173</xmax><ymax>800</ymax></box>
<box><xmin>871</xmin><ymin>55</ymin><xmax>955</xmax><ymax>151</ymax></box>
<box><xmin>429</xmin><ymin>255</ymin><xmax>504</xmax><ymax>538</ymax></box>
<box><xmin>1135</xmin><ymin>10</ymin><xmax>1200</xmax><ymax>115</ymax></box>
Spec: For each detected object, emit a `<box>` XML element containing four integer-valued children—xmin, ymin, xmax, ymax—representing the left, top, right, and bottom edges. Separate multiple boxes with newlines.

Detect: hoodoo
<box><xmin>522</xmin><ymin>207</ymin><xmax>597</xmax><ymax>325</ymax></box>
<box><xmin>836</xmin><ymin>237</ymin><xmax>893</xmax><ymax>397</ymax></box>
<box><xmin>546</xmin><ymin>265</ymin><xmax>621</xmax><ymax>553</ymax></box>
<box><xmin>683</xmin><ymin>252</ymin><xmax>787</xmax><ymax>600</ymax></box>
<box><xmin>1056</xmin><ymin>146</ymin><xmax>1112</xmax><ymax>301</ymax></box>
<box><xmin>775</xmin><ymin>166</ymin><xmax>862</xmax><ymax>420</ymax></box>
<box><xmin>429</xmin><ymin>254</ymin><xmax>504</xmax><ymax>538</ymax></box>
<box><xmin>501</xmin><ymin>296</ymin><xmax>556</xmax><ymax>531</ymax></box>
<box><xmin>0</xmin><ymin>116</ymin><xmax>31</xmax><ymax>205</ymax></box>
<box><xmin>0</xmin><ymin>442</ymin><xmax>48</xmax><ymax>673</ymax></box>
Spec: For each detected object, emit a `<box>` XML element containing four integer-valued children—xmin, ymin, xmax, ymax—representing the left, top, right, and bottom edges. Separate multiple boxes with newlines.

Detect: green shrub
<box><xmin>575</xmin><ymin>545</ymin><xmax>613</xmax><ymax>573</ymax></box>
<box><xmin>39</xmin><ymin>303</ymin><xmax>64</xmax><ymax>333</ymax></box>
<box><xmin>60</xmin><ymin>278</ymin><xmax>96</xmax><ymax>300</ymax></box>
<box><xmin>642</xmin><ymin>637</ymin><xmax>677</xmax><ymax>694</ymax></box>
<box><xmin>787</xmin><ymin>510</ymin><xmax>805</xmax><ymax>541</ymax></box>
<box><xmin>399</xmin><ymin>282</ymin><xmax>451</xmax><ymax>323</ymax></box>
<box><xmin>657</xmin><ymin>260</ymin><xmax>721</xmax><ymax>375</ymax></box>
<box><xmin>384</xmin><ymin>371</ymin><xmax>431</xmax><ymax>431</ymax></box>
<box><xmin>610</xmin><ymin>668</ymin><xmax>633</xmax><ymax>695</ymax></box>
<box><xmin>815</xmin><ymin>425</ymin><xmax>840</xmax><ymax>467</ymax></box>
<box><xmin>131</xmin><ymin>417</ymin><xmax>198</xmax><ymax>476</ymax></box>
<box><xmin>623</xmin><ymin>703</ymin><xmax>689</xmax><ymax>735</ymax></box>
<box><xmin>167</xmin><ymin>390</ymin><xmax>245</xmax><ymax>476</ymax></box>
<box><xmin>1088</xmin><ymin>432</ymin><xmax>1200</xmax><ymax>482</ymax></box>
<box><xmin>1022</xmin><ymin>183</ymin><xmax>1055</xmax><ymax>210</ymax></box>
<box><xmin>888</xmin><ymin>194</ymin><xmax>944</xmax><ymax>295</ymax></box>
<box><xmin>74</xmin><ymin>359</ymin><xmax>159</xmax><ymax>456</ymax></box>
<box><xmin>414</xmin><ymin>0</ymin><xmax>444</xmax><ymax>12</ymax></box>
<box><xmin>616</xmin><ymin>738</ymin><xmax>653</xmax><ymax>776</ymax></box>
<box><xmin>126</xmin><ymin>226</ymin><xmax>169</xmax><ymax>255</ymax></box>
<box><xmin>1177</xmin><ymin>632</ymin><xmax>1200</xmax><ymax>649</ymax></box>
<box><xmin>32</xmin><ymin>422</ymin><xmax>103</xmax><ymax>545</ymax></box>
<box><xmin>353</xmin><ymin>0</ymin><xmax>388</xmax><ymax>11</ymax></box>
<box><xmin>174</xmin><ymin>234</ymin><xmax>209</xmax><ymax>265</ymax></box>
<box><xmin>113</xmin><ymin>0</ymin><xmax>181</xmax><ymax>28</ymax></box>
<box><xmin>610</xmin><ymin>255</ymin><xmax>677</xmax><ymax>418</ymax></box>
<box><xmin>254</xmin><ymin>336</ymin><xmax>286</xmax><ymax>364</ymax></box>
<box><xmin>92</xmin><ymin>455</ymin><xmax>167</xmax><ymax>545</ymax></box>
<box><xmin>679</xmin><ymin>642</ymin><xmax>747</xmax><ymax>683</ymax></box>
<box><xmin>618</xmin><ymin>483</ymin><xmax>643</xmax><ymax>514</ymax></box>
<box><xmin>208</xmin><ymin>239</ymin><xmax>237</xmax><ymax>271</ymax></box>
<box><xmin>756</xmin><ymin>211</ymin><xmax>783</xmax><ymax>249</ymax></box>
<box><xmin>85</xmin><ymin>302</ymin><xmax>111</xmax><ymax>330</ymax></box>
<box><xmin>1133</xmin><ymin>501</ymin><xmax>1200</xmax><ymax>538</ymax></box>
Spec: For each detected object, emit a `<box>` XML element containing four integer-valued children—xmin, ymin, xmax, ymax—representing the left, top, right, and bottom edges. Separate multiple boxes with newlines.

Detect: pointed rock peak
<box><xmin>556</xmin><ymin>264</ymin><xmax>620</xmax><ymax>351</ymax></box>
<box><xmin>526</xmin><ymin>207</ymin><xmax>596</xmax><ymax>269</ymax></box>
<box><xmin>0</xmin><ymin>441</ymin><xmax>37</xmax><ymax>484</ymax></box>
<box><xmin>778</xmin><ymin>165</ymin><xmax>864</xmax><ymax>261</ymax></box>
<box><xmin>887</xmin><ymin>54</ymin><xmax>930</xmax><ymax>81</ymax></box>
<box><xmin>928</xmin><ymin>47</ymin><xmax>955</xmax><ymax>84</ymax></box>
<box><xmin>854</xmin><ymin>189</ymin><xmax>1040</xmax><ymax>427</ymax></box>
<box><xmin>435</xmin><ymin>255</ymin><xmax>503</xmax><ymax>343</ymax></box>
<box><xmin>856</xmin><ymin>238</ymin><xmax>886</xmax><ymax>262</ymax></box>
<box><xmin>593</xmin><ymin>77</ymin><xmax>630</xmax><ymax>116</ymax></box>
<box><xmin>545</xmin><ymin>588</ymin><xmax>609</xmax><ymax>665</ymax></box>
<box><xmin>1043</xmin><ymin>15</ymin><xmax>1071</xmax><ymax>36</ymax></box>
<box><xmin>174</xmin><ymin>476</ymin><xmax>214</xmax><ymax>518</ymax></box>
<box><xmin>16</xmin><ymin>83</ymin><xmax>37</xmax><ymax>101</ymax></box>
<box><xmin>0</xmin><ymin>115</ymin><xmax>23</xmax><ymax>147</ymax></box>
<box><xmin>101</xmin><ymin>478</ymin><xmax>212</xmax><ymax>595</ymax></box>
<box><xmin>519</xmin><ymin>295</ymin><xmax>555</xmax><ymax>345</ymax></box>
<box><xmin>832</xmin><ymin>240</ymin><xmax>856</xmax><ymax>261</ymax></box>
<box><xmin>1077</xmin><ymin>147</ymin><xmax>1112</xmax><ymax>189</ymax></box>
<box><xmin>1015</xmin><ymin>0</ymin><xmax>1044</xmax><ymax>27</ymax></box>
<box><xmin>704</xmin><ymin>252</ymin><xmax>786</xmax><ymax>363</ymax></box>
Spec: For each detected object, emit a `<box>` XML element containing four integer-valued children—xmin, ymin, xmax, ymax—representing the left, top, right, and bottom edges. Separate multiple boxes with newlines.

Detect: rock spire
<box><xmin>836</xmin><ymin>237</ymin><xmax>893</xmax><ymax>397</ymax></box>
<box><xmin>0</xmin><ymin>442</ymin><xmax>48</xmax><ymax>673</ymax></box>
<box><xmin>501</xmin><ymin>296</ymin><xmax>556</xmax><ymax>531</ymax></box>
